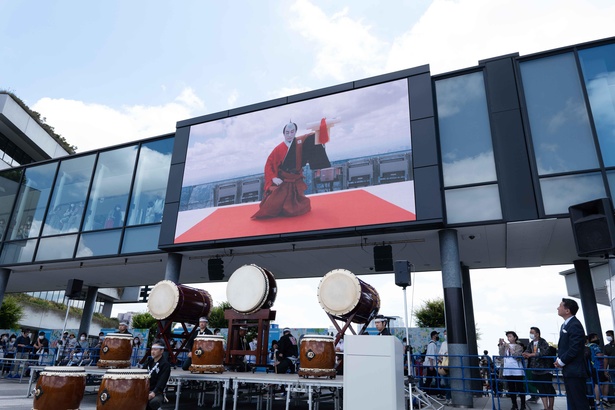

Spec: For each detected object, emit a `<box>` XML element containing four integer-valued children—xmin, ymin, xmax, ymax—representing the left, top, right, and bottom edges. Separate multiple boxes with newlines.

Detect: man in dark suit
<box><xmin>554</xmin><ymin>298</ymin><xmax>590</xmax><ymax>410</ymax></box>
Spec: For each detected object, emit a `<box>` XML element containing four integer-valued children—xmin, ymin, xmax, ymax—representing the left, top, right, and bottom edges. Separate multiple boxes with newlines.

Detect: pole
<box><xmin>403</xmin><ymin>285</ymin><xmax>413</xmax><ymax>410</ymax></box>
<box><xmin>61</xmin><ymin>297</ymin><xmax>71</xmax><ymax>335</ymax></box>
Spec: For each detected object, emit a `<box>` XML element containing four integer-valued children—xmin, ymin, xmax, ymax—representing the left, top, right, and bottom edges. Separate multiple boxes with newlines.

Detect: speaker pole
<box><xmin>61</xmin><ymin>295</ymin><xmax>72</xmax><ymax>337</ymax></box>
<box><xmin>402</xmin><ymin>284</ymin><xmax>412</xmax><ymax>383</ymax></box>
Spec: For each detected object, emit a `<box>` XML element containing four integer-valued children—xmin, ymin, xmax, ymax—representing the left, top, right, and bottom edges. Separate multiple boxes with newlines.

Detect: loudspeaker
<box><xmin>65</xmin><ymin>279</ymin><xmax>83</xmax><ymax>298</ymax></box>
<box><xmin>569</xmin><ymin>198</ymin><xmax>615</xmax><ymax>257</ymax></box>
<box><xmin>208</xmin><ymin>258</ymin><xmax>224</xmax><ymax>281</ymax></box>
<box><xmin>394</xmin><ymin>260</ymin><xmax>412</xmax><ymax>287</ymax></box>
<box><xmin>373</xmin><ymin>245</ymin><xmax>393</xmax><ymax>272</ymax></box>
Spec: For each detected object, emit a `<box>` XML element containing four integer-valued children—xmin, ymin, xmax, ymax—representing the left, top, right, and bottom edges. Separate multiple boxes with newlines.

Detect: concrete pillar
<box><xmin>79</xmin><ymin>286</ymin><xmax>99</xmax><ymax>336</ymax></box>
<box><xmin>574</xmin><ymin>259</ymin><xmax>603</xmax><ymax>338</ymax></box>
<box><xmin>461</xmin><ymin>264</ymin><xmax>482</xmax><ymax>394</ymax></box>
<box><xmin>439</xmin><ymin>229</ymin><xmax>473</xmax><ymax>407</ymax></box>
<box><xmin>164</xmin><ymin>253</ymin><xmax>182</xmax><ymax>283</ymax></box>
<box><xmin>101</xmin><ymin>301</ymin><xmax>113</xmax><ymax>318</ymax></box>
<box><xmin>0</xmin><ymin>268</ymin><xmax>10</xmax><ymax>306</ymax></box>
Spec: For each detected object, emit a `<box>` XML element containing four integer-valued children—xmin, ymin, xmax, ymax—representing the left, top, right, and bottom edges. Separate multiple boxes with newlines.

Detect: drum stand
<box><xmin>325</xmin><ymin>311</ymin><xmax>377</xmax><ymax>375</ymax></box>
<box><xmin>224</xmin><ymin>309</ymin><xmax>276</xmax><ymax>371</ymax></box>
<box><xmin>156</xmin><ymin>320</ymin><xmax>195</xmax><ymax>365</ymax></box>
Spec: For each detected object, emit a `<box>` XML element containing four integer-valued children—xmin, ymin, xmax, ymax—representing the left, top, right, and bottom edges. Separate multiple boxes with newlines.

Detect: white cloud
<box><xmin>386</xmin><ymin>0</ymin><xmax>615</xmax><ymax>75</ymax></box>
<box><xmin>32</xmin><ymin>87</ymin><xmax>205</xmax><ymax>153</ymax></box>
<box><xmin>289</xmin><ymin>0</ymin><xmax>388</xmax><ymax>80</ymax></box>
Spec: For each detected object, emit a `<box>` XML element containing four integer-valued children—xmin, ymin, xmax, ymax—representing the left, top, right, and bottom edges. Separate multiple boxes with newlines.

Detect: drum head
<box><xmin>147</xmin><ymin>280</ymin><xmax>180</xmax><ymax>320</ymax></box>
<box><xmin>227</xmin><ymin>264</ymin><xmax>269</xmax><ymax>313</ymax></box>
<box><xmin>317</xmin><ymin>269</ymin><xmax>361</xmax><ymax>316</ymax></box>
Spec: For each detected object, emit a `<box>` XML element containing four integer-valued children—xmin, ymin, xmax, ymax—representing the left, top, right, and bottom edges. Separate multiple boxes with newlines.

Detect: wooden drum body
<box><xmin>97</xmin><ymin>333</ymin><xmax>133</xmax><ymax>368</ymax></box>
<box><xmin>317</xmin><ymin>269</ymin><xmax>380</xmax><ymax>324</ymax></box>
<box><xmin>33</xmin><ymin>366</ymin><xmax>86</xmax><ymax>410</ymax></box>
<box><xmin>148</xmin><ymin>280</ymin><xmax>212</xmax><ymax>324</ymax></box>
<box><xmin>298</xmin><ymin>335</ymin><xmax>336</xmax><ymax>378</ymax></box>
<box><xmin>226</xmin><ymin>264</ymin><xmax>277</xmax><ymax>314</ymax></box>
<box><xmin>189</xmin><ymin>334</ymin><xmax>225</xmax><ymax>373</ymax></box>
<box><xmin>97</xmin><ymin>369</ymin><xmax>150</xmax><ymax>410</ymax></box>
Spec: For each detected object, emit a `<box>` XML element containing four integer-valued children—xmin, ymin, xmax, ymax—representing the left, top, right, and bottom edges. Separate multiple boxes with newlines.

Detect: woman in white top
<box><xmin>498</xmin><ymin>331</ymin><xmax>526</xmax><ymax>410</ymax></box>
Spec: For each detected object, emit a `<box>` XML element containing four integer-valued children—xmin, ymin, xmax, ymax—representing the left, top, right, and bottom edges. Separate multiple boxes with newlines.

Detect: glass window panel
<box><xmin>0</xmin><ymin>168</ymin><xmax>23</xmax><ymax>241</ymax></box>
<box><xmin>520</xmin><ymin>53</ymin><xmax>598</xmax><ymax>175</ymax></box>
<box><xmin>540</xmin><ymin>173</ymin><xmax>606</xmax><ymax>215</ymax></box>
<box><xmin>35</xmin><ymin>234</ymin><xmax>77</xmax><ymax>261</ymax></box>
<box><xmin>122</xmin><ymin>225</ymin><xmax>161</xmax><ymax>253</ymax></box>
<box><xmin>83</xmin><ymin>146</ymin><xmax>137</xmax><ymax>231</ymax></box>
<box><xmin>6</xmin><ymin>162</ymin><xmax>58</xmax><ymax>240</ymax></box>
<box><xmin>42</xmin><ymin>155</ymin><xmax>95</xmax><ymax>236</ymax></box>
<box><xmin>76</xmin><ymin>230</ymin><xmax>121</xmax><ymax>257</ymax></box>
<box><xmin>0</xmin><ymin>239</ymin><xmax>36</xmax><ymax>264</ymax></box>
<box><xmin>578</xmin><ymin>43</ymin><xmax>615</xmax><ymax>167</ymax></box>
<box><xmin>445</xmin><ymin>184</ymin><xmax>502</xmax><ymax>224</ymax></box>
<box><xmin>127</xmin><ymin>138</ymin><xmax>173</xmax><ymax>226</ymax></box>
<box><xmin>606</xmin><ymin>170</ymin><xmax>615</xmax><ymax>199</ymax></box>
<box><xmin>436</xmin><ymin>72</ymin><xmax>497</xmax><ymax>187</ymax></box>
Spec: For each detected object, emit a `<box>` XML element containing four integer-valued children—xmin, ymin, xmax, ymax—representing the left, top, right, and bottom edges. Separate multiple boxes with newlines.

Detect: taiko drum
<box><xmin>97</xmin><ymin>333</ymin><xmax>133</xmax><ymax>368</ymax></box>
<box><xmin>298</xmin><ymin>335</ymin><xmax>337</xmax><ymax>378</ymax></box>
<box><xmin>189</xmin><ymin>334</ymin><xmax>225</xmax><ymax>373</ymax></box>
<box><xmin>96</xmin><ymin>369</ymin><xmax>150</xmax><ymax>410</ymax></box>
<box><xmin>226</xmin><ymin>264</ymin><xmax>277</xmax><ymax>314</ymax></box>
<box><xmin>317</xmin><ymin>269</ymin><xmax>380</xmax><ymax>324</ymax></box>
<box><xmin>147</xmin><ymin>280</ymin><xmax>212</xmax><ymax>324</ymax></box>
<box><xmin>32</xmin><ymin>366</ymin><xmax>87</xmax><ymax>410</ymax></box>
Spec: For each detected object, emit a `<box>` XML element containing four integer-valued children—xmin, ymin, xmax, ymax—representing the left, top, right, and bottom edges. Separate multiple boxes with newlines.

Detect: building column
<box><xmin>79</xmin><ymin>286</ymin><xmax>99</xmax><ymax>336</ymax></box>
<box><xmin>439</xmin><ymin>229</ymin><xmax>472</xmax><ymax>407</ymax></box>
<box><xmin>461</xmin><ymin>264</ymin><xmax>482</xmax><ymax>394</ymax></box>
<box><xmin>0</xmin><ymin>268</ymin><xmax>10</xmax><ymax>306</ymax></box>
<box><xmin>101</xmin><ymin>301</ymin><xmax>113</xmax><ymax>318</ymax></box>
<box><xmin>574</xmin><ymin>259</ymin><xmax>603</xmax><ymax>337</ymax></box>
<box><xmin>164</xmin><ymin>253</ymin><xmax>182</xmax><ymax>283</ymax></box>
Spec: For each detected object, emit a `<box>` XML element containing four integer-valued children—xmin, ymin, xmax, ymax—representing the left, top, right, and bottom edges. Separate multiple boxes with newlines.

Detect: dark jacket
<box><xmin>144</xmin><ymin>356</ymin><xmax>171</xmax><ymax>395</ymax></box>
<box><xmin>558</xmin><ymin>316</ymin><xmax>590</xmax><ymax>378</ymax></box>
<box><xmin>277</xmin><ymin>333</ymin><xmax>298</xmax><ymax>360</ymax></box>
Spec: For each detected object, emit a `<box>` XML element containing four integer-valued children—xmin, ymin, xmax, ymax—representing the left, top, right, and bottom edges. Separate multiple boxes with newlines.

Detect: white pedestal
<box><xmin>343</xmin><ymin>335</ymin><xmax>405</xmax><ymax>410</ymax></box>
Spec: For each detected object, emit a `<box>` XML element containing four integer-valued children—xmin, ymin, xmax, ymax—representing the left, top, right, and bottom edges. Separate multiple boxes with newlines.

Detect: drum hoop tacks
<box><xmin>317</xmin><ymin>268</ymin><xmax>362</xmax><ymax>316</ymax></box>
<box><xmin>147</xmin><ymin>280</ymin><xmax>180</xmax><ymax>320</ymax></box>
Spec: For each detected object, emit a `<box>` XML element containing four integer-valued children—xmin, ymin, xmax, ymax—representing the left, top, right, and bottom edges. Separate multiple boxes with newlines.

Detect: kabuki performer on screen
<box><xmin>252</xmin><ymin>118</ymin><xmax>334</xmax><ymax>219</ymax></box>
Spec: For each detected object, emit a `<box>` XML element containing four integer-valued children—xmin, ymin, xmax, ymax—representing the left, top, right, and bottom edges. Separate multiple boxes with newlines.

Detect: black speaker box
<box><xmin>394</xmin><ymin>260</ymin><xmax>412</xmax><ymax>287</ymax></box>
<box><xmin>373</xmin><ymin>245</ymin><xmax>393</xmax><ymax>272</ymax></box>
<box><xmin>208</xmin><ymin>258</ymin><xmax>224</xmax><ymax>281</ymax></box>
<box><xmin>569</xmin><ymin>198</ymin><xmax>615</xmax><ymax>257</ymax></box>
<box><xmin>65</xmin><ymin>279</ymin><xmax>83</xmax><ymax>298</ymax></box>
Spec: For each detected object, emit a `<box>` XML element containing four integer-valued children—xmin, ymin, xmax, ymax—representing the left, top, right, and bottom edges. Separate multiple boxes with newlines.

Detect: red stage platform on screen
<box><xmin>175</xmin><ymin>189</ymin><xmax>416</xmax><ymax>243</ymax></box>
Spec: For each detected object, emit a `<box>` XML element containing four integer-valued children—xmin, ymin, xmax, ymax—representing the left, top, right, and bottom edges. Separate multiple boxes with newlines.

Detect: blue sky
<box><xmin>2</xmin><ymin>0</ymin><xmax>615</xmax><ymax>350</ymax></box>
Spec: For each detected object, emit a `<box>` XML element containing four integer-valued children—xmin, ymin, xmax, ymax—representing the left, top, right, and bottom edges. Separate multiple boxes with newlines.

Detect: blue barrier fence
<box><xmin>410</xmin><ymin>353</ymin><xmax>614</xmax><ymax>409</ymax></box>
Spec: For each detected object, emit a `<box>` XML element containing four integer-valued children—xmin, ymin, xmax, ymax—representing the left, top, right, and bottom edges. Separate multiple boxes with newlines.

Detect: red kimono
<box><xmin>252</xmin><ymin>140</ymin><xmax>311</xmax><ymax>219</ymax></box>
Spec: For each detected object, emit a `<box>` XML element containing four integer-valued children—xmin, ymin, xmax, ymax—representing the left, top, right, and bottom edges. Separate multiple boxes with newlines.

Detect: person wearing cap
<box><xmin>182</xmin><ymin>317</ymin><xmax>212</xmax><ymax>371</ymax></box>
<box><xmin>374</xmin><ymin>315</ymin><xmax>391</xmax><ymax>336</ymax></box>
<box><xmin>117</xmin><ymin>321</ymin><xmax>131</xmax><ymax>335</ymax></box>
<box><xmin>498</xmin><ymin>330</ymin><xmax>526</xmax><ymax>410</ymax></box>
<box><xmin>424</xmin><ymin>330</ymin><xmax>440</xmax><ymax>396</ymax></box>
<box><xmin>276</xmin><ymin>327</ymin><xmax>298</xmax><ymax>374</ymax></box>
<box><xmin>144</xmin><ymin>340</ymin><xmax>171</xmax><ymax>410</ymax></box>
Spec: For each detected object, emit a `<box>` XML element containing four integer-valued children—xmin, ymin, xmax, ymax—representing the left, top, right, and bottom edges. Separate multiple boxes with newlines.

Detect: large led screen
<box><xmin>175</xmin><ymin>79</ymin><xmax>416</xmax><ymax>244</ymax></box>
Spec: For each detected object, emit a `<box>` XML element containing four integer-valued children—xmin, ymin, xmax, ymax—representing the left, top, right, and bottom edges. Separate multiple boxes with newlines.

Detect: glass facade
<box><xmin>578</xmin><ymin>43</ymin><xmax>615</xmax><ymax>168</ymax></box>
<box><xmin>435</xmin><ymin>71</ymin><xmax>502</xmax><ymax>224</ymax></box>
<box><xmin>0</xmin><ymin>136</ymin><xmax>173</xmax><ymax>265</ymax></box>
<box><xmin>520</xmin><ymin>44</ymin><xmax>614</xmax><ymax>216</ymax></box>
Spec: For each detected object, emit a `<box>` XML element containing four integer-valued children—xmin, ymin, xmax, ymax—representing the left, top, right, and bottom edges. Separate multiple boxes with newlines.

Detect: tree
<box><xmin>0</xmin><ymin>295</ymin><xmax>24</xmax><ymax>329</ymax></box>
<box><xmin>415</xmin><ymin>298</ymin><xmax>445</xmax><ymax>328</ymax></box>
<box><xmin>131</xmin><ymin>312</ymin><xmax>158</xmax><ymax>347</ymax></box>
<box><xmin>208</xmin><ymin>301</ymin><xmax>232</xmax><ymax>329</ymax></box>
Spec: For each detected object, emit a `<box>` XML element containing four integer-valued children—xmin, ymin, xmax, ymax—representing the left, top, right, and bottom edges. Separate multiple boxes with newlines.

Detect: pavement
<box><xmin>0</xmin><ymin>373</ymin><xmax>579</xmax><ymax>409</ymax></box>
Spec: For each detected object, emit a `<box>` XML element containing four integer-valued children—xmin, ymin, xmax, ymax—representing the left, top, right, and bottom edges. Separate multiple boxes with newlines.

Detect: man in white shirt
<box><xmin>424</xmin><ymin>330</ymin><xmax>440</xmax><ymax>396</ymax></box>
